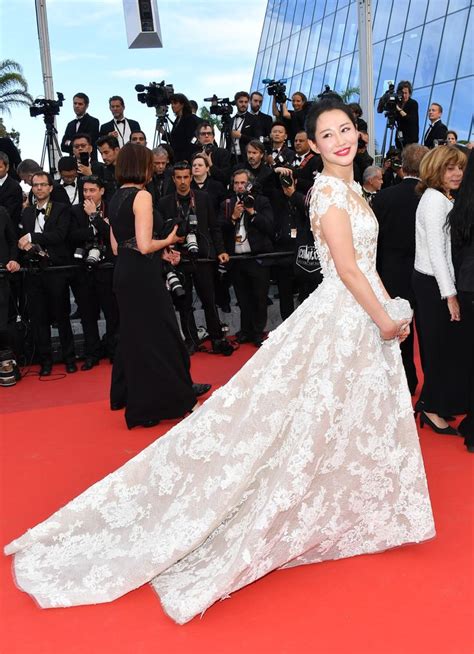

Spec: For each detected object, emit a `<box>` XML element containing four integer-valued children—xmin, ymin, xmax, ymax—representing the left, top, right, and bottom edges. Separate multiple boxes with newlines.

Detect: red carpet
<box><xmin>1</xmin><ymin>347</ymin><xmax>473</xmax><ymax>654</ymax></box>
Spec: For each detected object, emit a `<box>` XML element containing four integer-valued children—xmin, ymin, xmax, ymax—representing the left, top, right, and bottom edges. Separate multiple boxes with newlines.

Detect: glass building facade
<box><xmin>250</xmin><ymin>0</ymin><xmax>473</xmax><ymax>149</ymax></box>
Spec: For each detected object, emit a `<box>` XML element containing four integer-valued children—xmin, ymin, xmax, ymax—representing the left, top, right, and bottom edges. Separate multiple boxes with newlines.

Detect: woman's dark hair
<box><xmin>115</xmin><ymin>143</ymin><xmax>153</xmax><ymax>185</ymax></box>
<box><xmin>291</xmin><ymin>91</ymin><xmax>308</xmax><ymax>109</ymax></box>
<box><xmin>170</xmin><ymin>93</ymin><xmax>192</xmax><ymax>115</ymax></box>
<box><xmin>447</xmin><ymin>130</ymin><xmax>458</xmax><ymax>141</ymax></box>
<box><xmin>448</xmin><ymin>149</ymin><xmax>474</xmax><ymax>248</ymax></box>
<box><xmin>348</xmin><ymin>102</ymin><xmax>363</xmax><ymax>117</ymax></box>
<box><xmin>305</xmin><ymin>97</ymin><xmax>356</xmax><ymax>141</ymax></box>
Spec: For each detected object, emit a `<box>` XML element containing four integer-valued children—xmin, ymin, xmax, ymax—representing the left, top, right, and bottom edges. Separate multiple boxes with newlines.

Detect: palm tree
<box><xmin>0</xmin><ymin>59</ymin><xmax>33</xmax><ymax>115</ymax></box>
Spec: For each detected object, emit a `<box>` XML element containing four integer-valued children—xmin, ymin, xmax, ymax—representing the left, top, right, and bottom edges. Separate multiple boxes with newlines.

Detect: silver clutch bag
<box><xmin>384</xmin><ymin>297</ymin><xmax>413</xmax><ymax>322</ymax></box>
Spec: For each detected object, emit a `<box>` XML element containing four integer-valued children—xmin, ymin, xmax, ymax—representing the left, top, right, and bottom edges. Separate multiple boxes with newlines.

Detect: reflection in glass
<box><xmin>414</xmin><ymin>19</ymin><xmax>444</xmax><ymax>88</ymax></box>
<box><xmin>406</xmin><ymin>0</ymin><xmax>428</xmax><ymax>30</ymax></box>
<box><xmin>282</xmin><ymin>0</ymin><xmax>297</xmax><ymax>41</ymax></box>
<box><xmin>422</xmin><ymin>81</ymin><xmax>455</xmax><ymax>139</ymax></box>
<box><xmin>335</xmin><ymin>53</ymin><xmax>353</xmax><ymax>93</ymax></box>
<box><xmin>373</xmin><ymin>0</ymin><xmax>393</xmax><ymax>43</ymax></box>
<box><xmin>388</xmin><ymin>0</ymin><xmax>410</xmax><ymax>37</ymax></box>
<box><xmin>284</xmin><ymin>32</ymin><xmax>300</xmax><ymax>79</ymax></box>
<box><xmin>293</xmin><ymin>27</ymin><xmax>311</xmax><ymax>75</ymax></box>
<box><xmin>258</xmin><ymin>11</ymin><xmax>272</xmax><ymax>52</ymax></box>
<box><xmin>305</xmin><ymin>21</ymin><xmax>322</xmax><ymax>70</ymax></box>
<box><xmin>458</xmin><ymin>10</ymin><xmax>473</xmax><ymax>78</ymax></box>
<box><xmin>317</xmin><ymin>14</ymin><xmax>336</xmax><ymax>64</ymax></box>
<box><xmin>292</xmin><ymin>0</ymin><xmax>306</xmax><ymax>33</ymax></box>
<box><xmin>412</xmin><ymin>86</ymin><xmax>432</xmax><ymax>140</ymax></box>
<box><xmin>448</xmin><ymin>0</ymin><xmax>471</xmax><ymax>12</ymax></box>
<box><xmin>302</xmin><ymin>1</ymin><xmax>314</xmax><ymax>28</ymax></box>
<box><xmin>310</xmin><ymin>65</ymin><xmax>325</xmax><ymax>97</ymax></box>
<box><xmin>397</xmin><ymin>28</ymin><xmax>422</xmax><ymax>86</ymax></box>
<box><xmin>426</xmin><ymin>0</ymin><xmax>448</xmax><ymax>22</ymax></box>
<box><xmin>341</xmin><ymin>2</ymin><xmax>357</xmax><ymax>55</ymax></box>
<box><xmin>328</xmin><ymin>6</ymin><xmax>349</xmax><ymax>61</ymax></box>
<box><xmin>275</xmin><ymin>38</ymin><xmax>290</xmax><ymax>80</ymax></box>
<box><xmin>435</xmin><ymin>10</ymin><xmax>469</xmax><ymax>83</ymax></box>
<box><xmin>274</xmin><ymin>1</ymin><xmax>287</xmax><ymax>44</ymax></box>
<box><xmin>377</xmin><ymin>35</ymin><xmax>403</xmax><ymax>96</ymax></box>
<box><xmin>324</xmin><ymin>60</ymin><xmax>339</xmax><ymax>90</ymax></box>
<box><xmin>447</xmin><ymin>77</ymin><xmax>474</xmax><ymax>140</ymax></box>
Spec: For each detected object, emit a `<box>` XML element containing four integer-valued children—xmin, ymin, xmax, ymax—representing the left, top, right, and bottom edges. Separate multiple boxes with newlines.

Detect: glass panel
<box><xmin>458</xmin><ymin>9</ymin><xmax>473</xmax><ymax>77</ymax></box>
<box><xmin>282</xmin><ymin>0</ymin><xmax>296</xmax><ymax>40</ymax></box>
<box><xmin>284</xmin><ymin>32</ymin><xmax>300</xmax><ymax>78</ymax></box>
<box><xmin>374</xmin><ymin>111</ymin><xmax>392</xmax><ymax>155</ymax></box>
<box><xmin>314</xmin><ymin>0</ymin><xmax>326</xmax><ymax>22</ymax></box>
<box><xmin>448</xmin><ymin>0</ymin><xmax>470</xmax><ymax>11</ymax></box>
<box><xmin>337</xmin><ymin>0</ymin><xmax>350</xmax><ymax>8</ymax></box>
<box><xmin>294</xmin><ymin>27</ymin><xmax>311</xmax><ymax>74</ymax></box>
<box><xmin>435</xmin><ymin>9</ymin><xmax>469</xmax><ymax>83</ymax></box>
<box><xmin>397</xmin><ymin>26</ymin><xmax>423</xmax><ymax>87</ymax></box>
<box><xmin>377</xmin><ymin>35</ymin><xmax>403</xmax><ymax>97</ymax></box>
<box><xmin>324</xmin><ymin>59</ymin><xmax>339</xmax><ymax>89</ymax></box>
<box><xmin>267</xmin><ymin>44</ymin><xmax>280</xmax><ymax>81</ymax></box>
<box><xmin>426</xmin><ymin>0</ymin><xmax>448</xmax><ymax>21</ymax></box>
<box><xmin>372</xmin><ymin>42</ymin><xmax>384</xmax><ymax>96</ymax></box>
<box><xmin>292</xmin><ymin>0</ymin><xmax>306</xmax><ymax>32</ymax></box>
<box><xmin>406</xmin><ymin>0</ymin><xmax>428</xmax><ymax>30</ymax></box>
<box><xmin>301</xmin><ymin>69</ymin><xmax>314</xmax><ymax>96</ymax></box>
<box><xmin>412</xmin><ymin>86</ymin><xmax>432</xmax><ymax>140</ymax></box>
<box><xmin>335</xmin><ymin>53</ymin><xmax>353</xmax><ymax>94</ymax></box>
<box><xmin>275</xmin><ymin>38</ymin><xmax>290</xmax><ymax>79</ymax></box>
<box><xmin>341</xmin><ymin>1</ymin><xmax>357</xmax><ymax>54</ymax></box>
<box><xmin>252</xmin><ymin>51</ymin><xmax>264</xmax><ymax>89</ymax></box>
<box><xmin>414</xmin><ymin>19</ymin><xmax>444</xmax><ymax>88</ymax></box>
<box><xmin>373</xmin><ymin>0</ymin><xmax>393</xmax><ymax>43</ymax></box>
<box><xmin>260</xmin><ymin>47</ymin><xmax>272</xmax><ymax>82</ymax></box>
<box><xmin>448</xmin><ymin>77</ymin><xmax>474</xmax><ymax>140</ymax></box>
<box><xmin>302</xmin><ymin>1</ymin><xmax>315</xmax><ymax>27</ymax></box>
<box><xmin>328</xmin><ymin>6</ymin><xmax>349</xmax><ymax>61</ymax></box>
<box><xmin>310</xmin><ymin>65</ymin><xmax>326</xmax><ymax>97</ymax></box>
<box><xmin>267</xmin><ymin>9</ymin><xmax>279</xmax><ymax>45</ymax></box>
<box><xmin>289</xmin><ymin>74</ymin><xmax>303</xmax><ymax>97</ymax></box>
<box><xmin>258</xmin><ymin>11</ymin><xmax>272</xmax><ymax>52</ymax></box>
<box><xmin>348</xmin><ymin>54</ymin><xmax>359</xmax><ymax>89</ymax></box>
<box><xmin>316</xmin><ymin>14</ymin><xmax>336</xmax><ymax>65</ymax></box>
<box><xmin>387</xmin><ymin>0</ymin><xmax>410</xmax><ymax>37</ymax></box>
<box><xmin>305</xmin><ymin>21</ymin><xmax>322</xmax><ymax>70</ymax></box>
<box><xmin>324</xmin><ymin>0</ymin><xmax>338</xmax><ymax>16</ymax></box>
<box><xmin>274</xmin><ymin>1</ymin><xmax>287</xmax><ymax>44</ymax></box>
<box><xmin>428</xmin><ymin>81</ymin><xmax>455</xmax><ymax>131</ymax></box>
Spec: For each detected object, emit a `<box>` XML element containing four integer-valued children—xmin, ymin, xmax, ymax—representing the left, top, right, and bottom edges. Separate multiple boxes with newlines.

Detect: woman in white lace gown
<box><xmin>4</xmin><ymin>99</ymin><xmax>435</xmax><ymax>625</ymax></box>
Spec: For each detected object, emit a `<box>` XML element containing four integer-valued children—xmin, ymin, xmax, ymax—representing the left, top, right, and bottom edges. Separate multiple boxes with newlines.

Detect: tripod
<box><xmin>152</xmin><ymin>107</ymin><xmax>174</xmax><ymax>149</ymax></box>
<box><xmin>40</xmin><ymin>114</ymin><xmax>62</xmax><ymax>178</ymax></box>
<box><xmin>219</xmin><ymin>112</ymin><xmax>238</xmax><ymax>163</ymax></box>
<box><xmin>380</xmin><ymin>114</ymin><xmax>398</xmax><ymax>164</ymax></box>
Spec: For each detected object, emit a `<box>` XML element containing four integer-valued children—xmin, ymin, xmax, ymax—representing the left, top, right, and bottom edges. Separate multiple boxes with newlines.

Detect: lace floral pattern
<box><xmin>5</xmin><ymin>174</ymin><xmax>435</xmax><ymax>624</ymax></box>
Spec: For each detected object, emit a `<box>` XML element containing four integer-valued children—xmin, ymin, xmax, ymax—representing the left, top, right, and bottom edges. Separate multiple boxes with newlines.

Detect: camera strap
<box><xmin>175</xmin><ymin>191</ymin><xmax>196</xmax><ymax>220</ymax></box>
<box><xmin>35</xmin><ymin>201</ymin><xmax>53</xmax><ymax>233</ymax></box>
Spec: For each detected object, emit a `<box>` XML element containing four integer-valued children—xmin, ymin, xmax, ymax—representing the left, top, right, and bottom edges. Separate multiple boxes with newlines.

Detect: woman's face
<box><xmin>446</xmin><ymin>133</ymin><xmax>457</xmax><ymax>145</ymax></box>
<box><xmin>292</xmin><ymin>94</ymin><xmax>304</xmax><ymax>111</ymax></box>
<box><xmin>192</xmin><ymin>158</ymin><xmax>208</xmax><ymax>178</ymax></box>
<box><xmin>313</xmin><ymin>109</ymin><xmax>358</xmax><ymax>168</ymax></box>
<box><xmin>442</xmin><ymin>163</ymin><xmax>464</xmax><ymax>193</ymax></box>
<box><xmin>171</xmin><ymin>100</ymin><xmax>183</xmax><ymax>116</ymax></box>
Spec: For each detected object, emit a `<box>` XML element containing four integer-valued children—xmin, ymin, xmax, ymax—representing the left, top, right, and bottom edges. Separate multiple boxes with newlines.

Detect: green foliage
<box><xmin>199</xmin><ymin>106</ymin><xmax>220</xmax><ymax>130</ymax></box>
<box><xmin>0</xmin><ymin>116</ymin><xmax>20</xmax><ymax>147</ymax></box>
<box><xmin>0</xmin><ymin>59</ymin><xmax>34</xmax><ymax>116</ymax></box>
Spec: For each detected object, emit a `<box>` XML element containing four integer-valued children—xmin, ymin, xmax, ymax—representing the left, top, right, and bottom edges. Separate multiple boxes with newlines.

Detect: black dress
<box><xmin>109</xmin><ymin>187</ymin><xmax>196</xmax><ymax>428</ymax></box>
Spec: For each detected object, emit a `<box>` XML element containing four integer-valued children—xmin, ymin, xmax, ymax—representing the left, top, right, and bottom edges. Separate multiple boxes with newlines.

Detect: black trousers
<box><xmin>25</xmin><ymin>270</ymin><xmax>75</xmax><ymax>364</ymax></box>
<box><xmin>458</xmin><ymin>291</ymin><xmax>474</xmax><ymax>441</ymax></box>
<box><xmin>178</xmin><ymin>262</ymin><xmax>223</xmax><ymax>344</ymax></box>
<box><xmin>0</xmin><ymin>274</ymin><xmax>9</xmax><ymax>349</ymax></box>
<box><xmin>272</xmin><ymin>262</ymin><xmax>296</xmax><ymax>321</ymax></box>
<box><xmin>70</xmin><ymin>266</ymin><xmax>119</xmax><ymax>359</ymax></box>
<box><xmin>232</xmin><ymin>259</ymin><xmax>270</xmax><ymax>338</ymax></box>
<box><xmin>412</xmin><ymin>270</ymin><xmax>468</xmax><ymax>415</ymax></box>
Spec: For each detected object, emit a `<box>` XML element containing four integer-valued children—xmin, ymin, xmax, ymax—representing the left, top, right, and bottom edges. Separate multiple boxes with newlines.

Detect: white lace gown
<box><xmin>4</xmin><ymin>175</ymin><xmax>435</xmax><ymax>624</ymax></box>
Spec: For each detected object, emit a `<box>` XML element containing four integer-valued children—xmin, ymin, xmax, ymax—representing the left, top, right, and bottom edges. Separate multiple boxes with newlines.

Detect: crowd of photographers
<box><xmin>0</xmin><ymin>81</ymin><xmax>472</xmax><ymax>397</ymax></box>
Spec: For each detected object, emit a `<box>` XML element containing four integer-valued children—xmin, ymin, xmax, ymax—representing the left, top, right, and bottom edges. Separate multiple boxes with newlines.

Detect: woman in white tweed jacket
<box><xmin>413</xmin><ymin>145</ymin><xmax>468</xmax><ymax>434</ymax></box>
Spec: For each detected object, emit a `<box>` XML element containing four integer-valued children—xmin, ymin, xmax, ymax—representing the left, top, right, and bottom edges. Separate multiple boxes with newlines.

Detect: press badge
<box><xmin>290</xmin><ymin>228</ymin><xmax>297</xmax><ymax>239</ymax></box>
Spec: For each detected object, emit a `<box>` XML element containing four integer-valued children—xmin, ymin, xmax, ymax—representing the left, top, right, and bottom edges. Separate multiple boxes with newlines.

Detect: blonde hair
<box><xmin>417</xmin><ymin>145</ymin><xmax>467</xmax><ymax>195</ymax></box>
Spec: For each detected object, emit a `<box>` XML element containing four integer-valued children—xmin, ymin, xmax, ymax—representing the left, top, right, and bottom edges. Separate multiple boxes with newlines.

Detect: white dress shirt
<box><xmin>414</xmin><ymin>187</ymin><xmax>456</xmax><ymax>298</ymax></box>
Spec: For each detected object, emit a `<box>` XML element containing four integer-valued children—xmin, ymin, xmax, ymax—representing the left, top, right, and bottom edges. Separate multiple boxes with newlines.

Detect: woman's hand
<box><xmin>379</xmin><ymin>319</ymin><xmax>410</xmax><ymax>341</ymax></box>
<box><xmin>447</xmin><ymin>295</ymin><xmax>461</xmax><ymax>321</ymax></box>
<box><xmin>162</xmin><ymin>247</ymin><xmax>181</xmax><ymax>265</ymax></box>
<box><xmin>165</xmin><ymin>224</ymin><xmax>184</xmax><ymax>247</ymax></box>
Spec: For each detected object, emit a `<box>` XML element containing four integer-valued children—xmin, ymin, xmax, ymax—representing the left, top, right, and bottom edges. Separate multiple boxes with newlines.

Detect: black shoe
<box><xmin>81</xmin><ymin>358</ymin><xmax>99</xmax><ymax>371</ymax></box>
<box><xmin>111</xmin><ymin>402</ymin><xmax>126</xmax><ymax>411</ymax></box>
<box><xmin>39</xmin><ymin>363</ymin><xmax>52</xmax><ymax>376</ymax></box>
<box><xmin>185</xmin><ymin>341</ymin><xmax>199</xmax><ymax>356</ymax></box>
<box><xmin>192</xmin><ymin>382</ymin><xmax>211</xmax><ymax>397</ymax></box>
<box><xmin>253</xmin><ymin>339</ymin><xmax>264</xmax><ymax>348</ymax></box>
<box><xmin>65</xmin><ymin>361</ymin><xmax>78</xmax><ymax>374</ymax></box>
<box><xmin>235</xmin><ymin>331</ymin><xmax>253</xmax><ymax>344</ymax></box>
<box><xmin>127</xmin><ymin>419</ymin><xmax>160</xmax><ymax>430</ymax></box>
<box><xmin>419</xmin><ymin>411</ymin><xmax>459</xmax><ymax>436</ymax></box>
<box><xmin>211</xmin><ymin>338</ymin><xmax>234</xmax><ymax>356</ymax></box>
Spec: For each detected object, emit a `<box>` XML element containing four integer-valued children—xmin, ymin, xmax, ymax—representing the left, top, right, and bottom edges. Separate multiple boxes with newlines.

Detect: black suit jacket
<box><xmin>423</xmin><ymin>120</ymin><xmax>448</xmax><ymax>148</ymax></box>
<box><xmin>99</xmin><ymin>117</ymin><xmax>141</xmax><ymax>138</ymax></box>
<box><xmin>20</xmin><ymin>202</ymin><xmax>72</xmax><ymax>266</ymax></box>
<box><xmin>252</xmin><ymin>111</ymin><xmax>273</xmax><ymax>138</ymax></box>
<box><xmin>219</xmin><ymin>194</ymin><xmax>274</xmax><ymax>256</ymax></box>
<box><xmin>372</xmin><ymin>177</ymin><xmax>420</xmax><ymax>301</ymax></box>
<box><xmin>70</xmin><ymin>204</ymin><xmax>114</xmax><ymax>262</ymax></box>
<box><xmin>61</xmin><ymin>113</ymin><xmax>100</xmax><ymax>155</ymax></box>
<box><xmin>158</xmin><ymin>190</ymin><xmax>225</xmax><ymax>259</ymax></box>
<box><xmin>396</xmin><ymin>98</ymin><xmax>419</xmax><ymax>145</ymax></box>
<box><xmin>226</xmin><ymin>112</ymin><xmax>259</xmax><ymax>156</ymax></box>
<box><xmin>168</xmin><ymin>114</ymin><xmax>201</xmax><ymax>162</ymax></box>
<box><xmin>293</xmin><ymin>152</ymin><xmax>322</xmax><ymax>195</ymax></box>
<box><xmin>0</xmin><ymin>206</ymin><xmax>18</xmax><ymax>264</ymax></box>
<box><xmin>0</xmin><ymin>175</ymin><xmax>23</xmax><ymax>228</ymax></box>
<box><xmin>28</xmin><ymin>184</ymin><xmax>71</xmax><ymax>208</ymax></box>
<box><xmin>146</xmin><ymin>172</ymin><xmax>175</xmax><ymax>207</ymax></box>
<box><xmin>191</xmin><ymin>177</ymin><xmax>226</xmax><ymax>215</ymax></box>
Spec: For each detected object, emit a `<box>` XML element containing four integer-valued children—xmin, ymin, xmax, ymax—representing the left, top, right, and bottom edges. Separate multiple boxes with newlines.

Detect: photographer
<box><xmin>250</xmin><ymin>91</ymin><xmax>273</xmax><ymax>138</ymax></box>
<box><xmin>19</xmin><ymin>159</ymin><xmax>70</xmax><ymax>208</ymax></box>
<box><xmin>266</xmin><ymin>121</ymin><xmax>295</xmax><ymax>168</ymax></box>
<box><xmin>61</xmin><ymin>93</ymin><xmax>99</xmax><ymax>160</ymax></box>
<box><xmin>244</xmin><ymin>140</ymin><xmax>274</xmax><ymax>197</ymax></box>
<box><xmin>146</xmin><ymin>146</ymin><xmax>175</xmax><ymax>205</ymax></box>
<box><xmin>192</xmin><ymin>121</ymin><xmax>232</xmax><ymax>186</ymax></box>
<box><xmin>0</xmin><ymin>206</ymin><xmax>20</xmax><ymax>364</ymax></box>
<box><xmin>227</xmin><ymin>92</ymin><xmax>259</xmax><ymax>163</ymax></box>
<box><xmin>395</xmin><ymin>81</ymin><xmax>419</xmax><ymax>148</ymax></box>
<box><xmin>69</xmin><ymin>176</ymin><xmax>119</xmax><ymax>368</ymax></box>
<box><xmin>18</xmin><ymin>172</ymin><xmax>76</xmax><ymax>376</ymax></box>
<box><xmin>191</xmin><ymin>153</ymin><xmax>226</xmax><ymax>215</ymax></box>
<box><xmin>219</xmin><ymin>169</ymin><xmax>273</xmax><ymax>347</ymax></box>
<box><xmin>291</xmin><ymin>130</ymin><xmax>322</xmax><ymax>194</ymax></box>
<box><xmin>423</xmin><ymin>103</ymin><xmax>448</xmax><ymax>149</ymax></box>
<box><xmin>99</xmin><ymin>96</ymin><xmax>141</xmax><ymax>148</ymax></box>
<box><xmin>168</xmin><ymin>93</ymin><xmax>201</xmax><ymax>162</ymax></box>
<box><xmin>272</xmin><ymin>91</ymin><xmax>309</xmax><ymax>145</ymax></box>
<box><xmin>94</xmin><ymin>135</ymin><xmax>120</xmax><ymax>204</ymax></box>
<box><xmin>158</xmin><ymin>162</ymin><xmax>232</xmax><ymax>356</ymax></box>
<box><xmin>130</xmin><ymin>130</ymin><xmax>147</xmax><ymax>146</ymax></box>
<box><xmin>362</xmin><ymin>166</ymin><xmax>383</xmax><ymax>206</ymax></box>
<box><xmin>382</xmin><ymin>147</ymin><xmax>403</xmax><ymax>189</ymax></box>
<box><xmin>0</xmin><ymin>151</ymin><xmax>23</xmax><ymax>231</ymax></box>
<box><xmin>57</xmin><ymin>157</ymin><xmax>79</xmax><ymax>206</ymax></box>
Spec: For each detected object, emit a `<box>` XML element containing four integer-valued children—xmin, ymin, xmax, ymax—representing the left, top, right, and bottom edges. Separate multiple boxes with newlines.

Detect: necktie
<box><xmin>75</xmin><ymin>118</ymin><xmax>82</xmax><ymax>132</ymax></box>
<box><xmin>294</xmin><ymin>155</ymin><xmax>303</xmax><ymax>166</ymax></box>
<box><xmin>116</xmin><ymin>119</ymin><xmax>125</xmax><ymax>124</ymax></box>
<box><xmin>63</xmin><ymin>182</ymin><xmax>75</xmax><ymax>188</ymax></box>
<box><xmin>36</xmin><ymin>207</ymin><xmax>45</xmax><ymax>217</ymax></box>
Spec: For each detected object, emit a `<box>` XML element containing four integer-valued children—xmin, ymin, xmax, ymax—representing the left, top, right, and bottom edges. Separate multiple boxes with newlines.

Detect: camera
<box><xmin>377</xmin><ymin>83</ymin><xmax>403</xmax><ymax>125</ymax></box>
<box><xmin>279</xmin><ymin>171</ymin><xmax>293</xmax><ymax>188</ymax></box>
<box><xmin>259</xmin><ymin>135</ymin><xmax>273</xmax><ymax>155</ymax></box>
<box><xmin>203</xmin><ymin>95</ymin><xmax>235</xmax><ymax>117</ymax></box>
<box><xmin>29</xmin><ymin>92</ymin><xmax>64</xmax><ymax>119</ymax></box>
<box><xmin>74</xmin><ymin>238</ymin><xmax>104</xmax><ymax>266</ymax></box>
<box><xmin>202</xmin><ymin>143</ymin><xmax>214</xmax><ymax>155</ymax></box>
<box><xmin>385</xmin><ymin>147</ymin><xmax>402</xmax><ymax>170</ymax></box>
<box><xmin>135</xmin><ymin>81</ymin><xmax>174</xmax><ymax>109</ymax></box>
<box><xmin>163</xmin><ymin>213</ymin><xmax>199</xmax><ymax>257</ymax></box>
<box><xmin>25</xmin><ymin>243</ymin><xmax>50</xmax><ymax>268</ymax></box>
<box><xmin>237</xmin><ymin>183</ymin><xmax>256</xmax><ymax>210</ymax></box>
<box><xmin>262</xmin><ymin>78</ymin><xmax>287</xmax><ymax>104</ymax></box>
<box><xmin>162</xmin><ymin>261</ymin><xmax>185</xmax><ymax>298</ymax></box>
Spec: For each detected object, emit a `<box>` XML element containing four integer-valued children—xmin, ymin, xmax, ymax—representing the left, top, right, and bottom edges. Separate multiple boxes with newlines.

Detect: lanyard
<box><xmin>35</xmin><ymin>201</ymin><xmax>52</xmax><ymax>232</ymax></box>
<box><xmin>175</xmin><ymin>191</ymin><xmax>196</xmax><ymax>218</ymax></box>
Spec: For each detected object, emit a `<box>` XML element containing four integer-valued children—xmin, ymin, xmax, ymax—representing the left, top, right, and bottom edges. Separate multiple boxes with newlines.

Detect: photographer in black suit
<box><xmin>0</xmin><ymin>151</ymin><xmax>23</xmax><ymax>230</ymax></box>
<box><xmin>61</xmin><ymin>93</ymin><xmax>99</xmax><ymax>159</ymax></box>
<box><xmin>244</xmin><ymin>140</ymin><xmax>274</xmax><ymax>197</ymax></box>
<box><xmin>394</xmin><ymin>81</ymin><xmax>419</xmax><ymax>148</ymax></box>
<box><xmin>69</xmin><ymin>176</ymin><xmax>118</xmax><ymax>368</ymax></box>
<box><xmin>192</xmin><ymin>121</ymin><xmax>232</xmax><ymax>186</ymax></box>
<box><xmin>266</xmin><ymin>121</ymin><xmax>295</xmax><ymax>169</ymax></box>
<box><xmin>167</xmin><ymin>94</ymin><xmax>201</xmax><ymax>162</ymax></box>
<box><xmin>250</xmin><ymin>91</ymin><xmax>273</xmax><ymax>139</ymax></box>
<box><xmin>146</xmin><ymin>146</ymin><xmax>175</xmax><ymax>206</ymax></box>
<box><xmin>18</xmin><ymin>159</ymin><xmax>70</xmax><ymax>209</ymax></box>
<box><xmin>57</xmin><ymin>157</ymin><xmax>80</xmax><ymax>206</ymax></box>
<box><xmin>0</xmin><ymin>207</ymin><xmax>20</xmax><ymax>357</ymax></box>
<box><xmin>219</xmin><ymin>169</ymin><xmax>273</xmax><ymax>347</ymax></box>
<box><xmin>99</xmin><ymin>96</ymin><xmax>141</xmax><ymax>148</ymax></box>
<box><xmin>423</xmin><ymin>103</ymin><xmax>448</xmax><ymax>149</ymax></box>
<box><xmin>94</xmin><ymin>135</ymin><xmax>120</xmax><ymax>204</ymax></box>
<box><xmin>158</xmin><ymin>162</ymin><xmax>232</xmax><ymax>356</ymax></box>
<box><xmin>291</xmin><ymin>130</ymin><xmax>322</xmax><ymax>194</ymax></box>
<box><xmin>18</xmin><ymin>172</ymin><xmax>76</xmax><ymax>376</ymax></box>
<box><xmin>227</xmin><ymin>92</ymin><xmax>259</xmax><ymax>164</ymax></box>
<box><xmin>372</xmin><ymin>144</ymin><xmax>429</xmax><ymax>394</ymax></box>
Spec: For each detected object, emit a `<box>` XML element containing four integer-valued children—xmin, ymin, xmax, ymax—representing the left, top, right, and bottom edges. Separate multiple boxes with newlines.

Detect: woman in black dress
<box><xmin>109</xmin><ymin>143</ymin><xmax>197</xmax><ymax>429</ymax></box>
